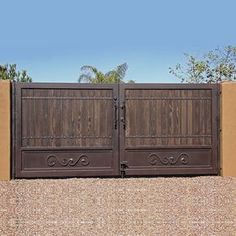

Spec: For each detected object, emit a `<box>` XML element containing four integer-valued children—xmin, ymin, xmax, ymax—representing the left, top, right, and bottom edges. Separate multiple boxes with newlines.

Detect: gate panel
<box><xmin>13</xmin><ymin>83</ymin><xmax>219</xmax><ymax>178</ymax></box>
<box><xmin>13</xmin><ymin>83</ymin><xmax>119</xmax><ymax>178</ymax></box>
<box><xmin>120</xmin><ymin>84</ymin><xmax>219</xmax><ymax>176</ymax></box>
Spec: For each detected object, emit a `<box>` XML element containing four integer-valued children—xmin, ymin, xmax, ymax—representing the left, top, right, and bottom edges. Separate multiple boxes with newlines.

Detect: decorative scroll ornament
<box><xmin>147</xmin><ymin>153</ymin><xmax>189</xmax><ymax>165</ymax></box>
<box><xmin>47</xmin><ymin>154</ymin><xmax>89</xmax><ymax>167</ymax></box>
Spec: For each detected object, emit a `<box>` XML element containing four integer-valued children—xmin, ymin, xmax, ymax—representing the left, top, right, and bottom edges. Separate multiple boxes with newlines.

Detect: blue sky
<box><xmin>0</xmin><ymin>0</ymin><xmax>235</xmax><ymax>83</ymax></box>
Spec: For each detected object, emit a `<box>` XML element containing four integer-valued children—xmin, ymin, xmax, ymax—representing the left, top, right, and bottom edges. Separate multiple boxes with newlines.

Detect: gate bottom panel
<box><xmin>124</xmin><ymin>168</ymin><xmax>218</xmax><ymax>176</ymax></box>
<box><xmin>16</xmin><ymin>150</ymin><xmax>118</xmax><ymax>178</ymax></box>
<box><xmin>123</xmin><ymin>148</ymin><xmax>218</xmax><ymax>176</ymax></box>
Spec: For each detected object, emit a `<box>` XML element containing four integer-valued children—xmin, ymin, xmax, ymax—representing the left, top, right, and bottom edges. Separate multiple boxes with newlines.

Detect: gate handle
<box><xmin>120</xmin><ymin>102</ymin><xmax>126</xmax><ymax>129</ymax></box>
<box><xmin>114</xmin><ymin>97</ymin><xmax>118</xmax><ymax>129</ymax></box>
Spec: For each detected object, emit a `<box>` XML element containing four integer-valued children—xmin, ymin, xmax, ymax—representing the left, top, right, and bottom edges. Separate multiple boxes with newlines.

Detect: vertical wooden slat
<box><xmin>180</xmin><ymin>90</ymin><xmax>186</xmax><ymax>145</ymax></box>
<box><xmin>187</xmin><ymin>90</ymin><xmax>193</xmax><ymax>145</ymax></box>
<box><xmin>174</xmin><ymin>90</ymin><xmax>180</xmax><ymax>145</ymax></box>
<box><xmin>149</xmin><ymin>90</ymin><xmax>156</xmax><ymax>146</ymax></box>
<box><xmin>156</xmin><ymin>98</ymin><xmax>162</xmax><ymax>146</ymax></box>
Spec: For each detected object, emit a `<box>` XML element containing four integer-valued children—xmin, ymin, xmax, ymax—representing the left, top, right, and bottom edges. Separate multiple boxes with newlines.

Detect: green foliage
<box><xmin>0</xmin><ymin>64</ymin><xmax>32</xmax><ymax>82</ymax></box>
<box><xmin>78</xmin><ymin>63</ymin><xmax>134</xmax><ymax>84</ymax></box>
<box><xmin>169</xmin><ymin>46</ymin><xmax>236</xmax><ymax>83</ymax></box>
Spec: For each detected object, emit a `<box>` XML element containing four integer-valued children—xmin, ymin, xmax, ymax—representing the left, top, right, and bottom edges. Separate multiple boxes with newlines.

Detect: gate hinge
<box><xmin>120</xmin><ymin>161</ymin><xmax>128</xmax><ymax>178</ymax></box>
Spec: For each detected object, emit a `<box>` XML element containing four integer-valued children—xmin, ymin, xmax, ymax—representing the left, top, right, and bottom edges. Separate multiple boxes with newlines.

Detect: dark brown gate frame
<box><xmin>12</xmin><ymin>82</ymin><xmax>220</xmax><ymax>178</ymax></box>
<box><xmin>119</xmin><ymin>83</ymin><xmax>220</xmax><ymax>176</ymax></box>
<box><xmin>12</xmin><ymin>83</ymin><xmax>120</xmax><ymax>178</ymax></box>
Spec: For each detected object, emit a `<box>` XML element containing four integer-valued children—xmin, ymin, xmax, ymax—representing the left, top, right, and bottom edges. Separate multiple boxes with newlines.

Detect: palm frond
<box><xmin>81</xmin><ymin>65</ymin><xmax>99</xmax><ymax>75</ymax></box>
<box><xmin>78</xmin><ymin>63</ymin><xmax>129</xmax><ymax>84</ymax></box>
<box><xmin>78</xmin><ymin>74</ymin><xmax>94</xmax><ymax>83</ymax></box>
<box><xmin>115</xmin><ymin>63</ymin><xmax>128</xmax><ymax>80</ymax></box>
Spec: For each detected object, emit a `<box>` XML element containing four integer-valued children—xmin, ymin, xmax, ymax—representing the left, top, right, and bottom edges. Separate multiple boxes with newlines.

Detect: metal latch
<box><xmin>120</xmin><ymin>161</ymin><xmax>128</xmax><ymax>178</ymax></box>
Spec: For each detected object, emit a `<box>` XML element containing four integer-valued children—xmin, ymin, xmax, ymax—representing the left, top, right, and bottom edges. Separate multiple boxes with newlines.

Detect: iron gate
<box><xmin>119</xmin><ymin>84</ymin><xmax>219</xmax><ymax>176</ymax></box>
<box><xmin>12</xmin><ymin>83</ymin><xmax>119</xmax><ymax>178</ymax></box>
<box><xmin>12</xmin><ymin>83</ymin><xmax>219</xmax><ymax>178</ymax></box>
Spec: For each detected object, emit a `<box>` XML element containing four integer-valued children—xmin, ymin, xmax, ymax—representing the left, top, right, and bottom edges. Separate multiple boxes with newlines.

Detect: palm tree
<box><xmin>78</xmin><ymin>63</ymin><xmax>134</xmax><ymax>83</ymax></box>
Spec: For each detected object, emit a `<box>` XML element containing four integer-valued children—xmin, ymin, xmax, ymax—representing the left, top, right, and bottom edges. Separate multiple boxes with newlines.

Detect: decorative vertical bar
<box><xmin>120</xmin><ymin>101</ymin><xmax>126</xmax><ymax>129</ymax></box>
<box><xmin>113</xmin><ymin>96</ymin><xmax>118</xmax><ymax>129</ymax></box>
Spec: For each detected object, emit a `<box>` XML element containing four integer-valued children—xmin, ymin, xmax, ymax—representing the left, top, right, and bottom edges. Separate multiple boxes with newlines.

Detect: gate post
<box><xmin>221</xmin><ymin>82</ymin><xmax>236</xmax><ymax>177</ymax></box>
<box><xmin>0</xmin><ymin>80</ymin><xmax>11</xmax><ymax>180</ymax></box>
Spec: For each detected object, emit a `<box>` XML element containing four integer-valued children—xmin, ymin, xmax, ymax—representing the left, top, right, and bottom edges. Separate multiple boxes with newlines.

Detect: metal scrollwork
<box><xmin>47</xmin><ymin>154</ymin><xmax>90</xmax><ymax>167</ymax></box>
<box><xmin>147</xmin><ymin>152</ymin><xmax>189</xmax><ymax>166</ymax></box>
<box><xmin>47</xmin><ymin>155</ymin><xmax>57</xmax><ymax>167</ymax></box>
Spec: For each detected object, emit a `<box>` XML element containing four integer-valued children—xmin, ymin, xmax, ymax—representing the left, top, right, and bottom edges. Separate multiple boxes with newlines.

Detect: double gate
<box><xmin>12</xmin><ymin>83</ymin><xmax>219</xmax><ymax>178</ymax></box>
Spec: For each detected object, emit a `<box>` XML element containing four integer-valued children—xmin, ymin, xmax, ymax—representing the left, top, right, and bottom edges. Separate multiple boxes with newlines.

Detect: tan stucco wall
<box><xmin>0</xmin><ymin>80</ymin><xmax>11</xmax><ymax>180</ymax></box>
<box><xmin>221</xmin><ymin>82</ymin><xmax>236</xmax><ymax>177</ymax></box>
